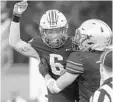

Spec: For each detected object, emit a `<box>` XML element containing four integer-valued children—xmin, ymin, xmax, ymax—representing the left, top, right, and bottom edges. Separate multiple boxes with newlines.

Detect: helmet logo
<box><xmin>47</xmin><ymin>10</ymin><xmax>59</xmax><ymax>27</ymax></box>
<box><xmin>81</xmin><ymin>34</ymin><xmax>92</xmax><ymax>43</ymax></box>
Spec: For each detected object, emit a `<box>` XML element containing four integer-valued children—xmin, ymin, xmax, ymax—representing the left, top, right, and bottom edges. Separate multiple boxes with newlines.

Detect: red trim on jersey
<box><xmin>66</xmin><ymin>61</ymin><xmax>83</xmax><ymax>74</ymax></box>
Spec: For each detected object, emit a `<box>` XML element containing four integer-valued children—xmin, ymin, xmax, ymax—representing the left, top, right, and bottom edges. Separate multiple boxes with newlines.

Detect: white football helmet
<box><xmin>75</xmin><ymin>19</ymin><xmax>112</xmax><ymax>51</ymax></box>
<box><xmin>39</xmin><ymin>9</ymin><xmax>68</xmax><ymax>48</ymax></box>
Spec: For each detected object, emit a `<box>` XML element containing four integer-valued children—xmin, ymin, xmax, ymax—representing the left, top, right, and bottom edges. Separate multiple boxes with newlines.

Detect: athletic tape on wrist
<box><xmin>12</xmin><ymin>15</ymin><xmax>20</xmax><ymax>22</ymax></box>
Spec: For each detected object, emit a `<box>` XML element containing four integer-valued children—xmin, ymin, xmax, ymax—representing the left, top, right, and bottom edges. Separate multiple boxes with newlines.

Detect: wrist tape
<box><xmin>12</xmin><ymin>15</ymin><xmax>20</xmax><ymax>22</ymax></box>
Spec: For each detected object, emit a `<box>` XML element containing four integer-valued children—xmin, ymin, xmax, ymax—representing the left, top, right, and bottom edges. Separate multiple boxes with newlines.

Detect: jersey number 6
<box><xmin>50</xmin><ymin>54</ymin><xmax>64</xmax><ymax>75</ymax></box>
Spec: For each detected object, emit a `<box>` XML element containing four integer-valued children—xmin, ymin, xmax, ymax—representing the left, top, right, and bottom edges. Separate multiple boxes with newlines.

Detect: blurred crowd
<box><xmin>1</xmin><ymin>1</ymin><xmax>112</xmax><ymax>102</ymax></box>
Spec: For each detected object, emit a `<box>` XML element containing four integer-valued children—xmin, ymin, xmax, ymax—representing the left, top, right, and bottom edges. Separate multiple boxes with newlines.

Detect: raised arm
<box><xmin>9</xmin><ymin>1</ymin><xmax>39</xmax><ymax>59</ymax></box>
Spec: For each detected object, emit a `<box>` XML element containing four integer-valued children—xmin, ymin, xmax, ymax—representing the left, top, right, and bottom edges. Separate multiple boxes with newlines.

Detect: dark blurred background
<box><xmin>1</xmin><ymin>1</ymin><xmax>112</xmax><ymax>102</ymax></box>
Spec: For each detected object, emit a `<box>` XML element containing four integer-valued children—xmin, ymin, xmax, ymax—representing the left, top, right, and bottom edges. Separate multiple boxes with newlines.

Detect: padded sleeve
<box><xmin>66</xmin><ymin>52</ymin><xmax>84</xmax><ymax>74</ymax></box>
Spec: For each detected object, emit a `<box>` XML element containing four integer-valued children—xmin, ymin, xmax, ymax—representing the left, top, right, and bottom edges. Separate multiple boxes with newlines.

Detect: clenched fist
<box><xmin>13</xmin><ymin>0</ymin><xmax>28</xmax><ymax>17</ymax></box>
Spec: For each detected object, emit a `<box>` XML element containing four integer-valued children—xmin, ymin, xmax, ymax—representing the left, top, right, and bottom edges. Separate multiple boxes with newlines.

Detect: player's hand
<box><xmin>46</xmin><ymin>78</ymin><xmax>61</xmax><ymax>93</ymax></box>
<box><xmin>47</xmin><ymin>79</ymin><xmax>55</xmax><ymax>93</ymax></box>
<box><xmin>13</xmin><ymin>0</ymin><xmax>28</xmax><ymax>17</ymax></box>
<box><xmin>47</xmin><ymin>78</ymin><xmax>57</xmax><ymax>93</ymax></box>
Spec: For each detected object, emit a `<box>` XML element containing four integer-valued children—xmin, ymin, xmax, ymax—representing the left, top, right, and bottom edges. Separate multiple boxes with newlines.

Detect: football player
<box><xmin>45</xmin><ymin>19</ymin><xmax>112</xmax><ymax>102</ymax></box>
<box><xmin>9</xmin><ymin>1</ymin><xmax>79</xmax><ymax>102</ymax></box>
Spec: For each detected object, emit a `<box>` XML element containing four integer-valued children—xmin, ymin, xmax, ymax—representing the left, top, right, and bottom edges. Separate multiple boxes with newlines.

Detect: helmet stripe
<box><xmin>51</xmin><ymin>10</ymin><xmax>54</xmax><ymax>25</ymax></box>
<box><xmin>47</xmin><ymin>11</ymin><xmax>51</xmax><ymax>25</ymax></box>
<box><xmin>54</xmin><ymin>10</ymin><xmax>58</xmax><ymax>25</ymax></box>
<box><xmin>47</xmin><ymin>10</ymin><xmax>58</xmax><ymax>26</ymax></box>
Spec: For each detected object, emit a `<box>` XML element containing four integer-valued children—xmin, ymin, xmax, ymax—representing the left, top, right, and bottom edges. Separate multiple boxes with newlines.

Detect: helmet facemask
<box><xmin>40</xmin><ymin>26</ymin><xmax>68</xmax><ymax>48</ymax></box>
<box><xmin>75</xmin><ymin>29</ymin><xmax>96</xmax><ymax>51</ymax></box>
<box><xmin>39</xmin><ymin>9</ymin><xmax>69</xmax><ymax>48</ymax></box>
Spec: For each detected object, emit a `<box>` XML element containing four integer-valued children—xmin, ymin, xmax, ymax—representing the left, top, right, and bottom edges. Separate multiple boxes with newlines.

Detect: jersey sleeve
<box><xmin>66</xmin><ymin>52</ymin><xmax>83</xmax><ymax>74</ymax></box>
<box><xmin>28</xmin><ymin>37</ymin><xmax>42</xmax><ymax>55</ymax></box>
<box><xmin>39</xmin><ymin>58</ymin><xmax>50</xmax><ymax>77</ymax></box>
<box><xmin>29</xmin><ymin>37</ymin><xmax>50</xmax><ymax>77</ymax></box>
